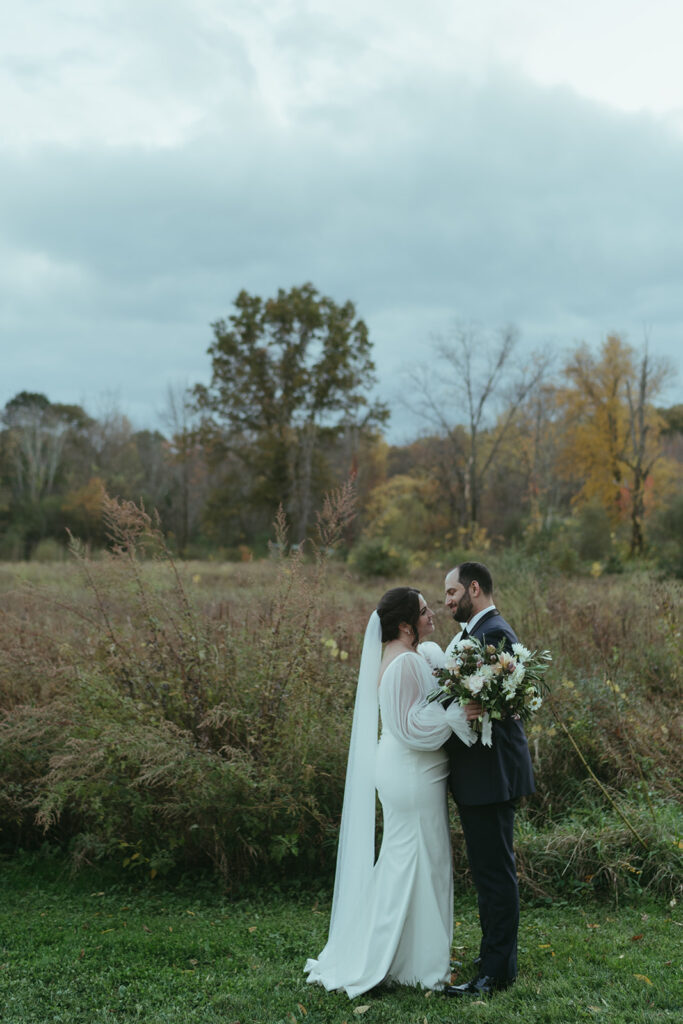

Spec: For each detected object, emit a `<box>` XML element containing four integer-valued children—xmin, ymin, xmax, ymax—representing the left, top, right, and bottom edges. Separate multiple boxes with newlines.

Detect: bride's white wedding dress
<box><xmin>305</xmin><ymin>645</ymin><xmax>474</xmax><ymax>998</ymax></box>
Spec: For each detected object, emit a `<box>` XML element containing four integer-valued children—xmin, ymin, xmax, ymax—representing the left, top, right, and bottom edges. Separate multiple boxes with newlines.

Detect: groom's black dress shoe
<box><xmin>444</xmin><ymin>975</ymin><xmax>511</xmax><ymax>997</ymax></box>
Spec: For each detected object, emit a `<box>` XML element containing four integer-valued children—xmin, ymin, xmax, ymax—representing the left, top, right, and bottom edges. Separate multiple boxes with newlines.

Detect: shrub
<box><xmin>0</xmin><ymin>525</ymin><xmax>24</xmax><ymax>561</ymax></box>
<box><xmin>347</xmin><ymin>537</ymin><xmax>408</xmax><ymax>576</ymax></box>
<box><xmin>647</xmin><ymin>488</ymin><xmax>683</xmax><ymax>578</ymax></box>
<box><xmin>32</xmin><ymin>538</ymin><xmax>67</xmax><ymax>563</ymax></box>
<box><xmin>576</xmin><ymin>501</ymin><xmax>613</xmax><ymax>562</ymax></box>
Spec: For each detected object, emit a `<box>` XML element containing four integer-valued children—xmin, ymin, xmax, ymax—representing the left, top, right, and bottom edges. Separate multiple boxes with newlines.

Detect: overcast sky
<box><xmin>2</xmin><ymin>0</ymin><xmax>682</xmax><ymax>440</ymax></box>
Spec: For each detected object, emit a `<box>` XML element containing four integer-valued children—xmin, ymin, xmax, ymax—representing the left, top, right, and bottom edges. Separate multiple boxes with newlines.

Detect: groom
<box><xmin>443</xmin><ymin>561</ymin><xmax>535</xmax><ymax>998</ymax></box>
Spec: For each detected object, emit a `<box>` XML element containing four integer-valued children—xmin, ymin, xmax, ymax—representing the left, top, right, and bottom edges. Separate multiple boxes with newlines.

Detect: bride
<box><xmin>305</xmin><ymin>587</ymin><xmax>480</xmax><ymax>998</ymax></box>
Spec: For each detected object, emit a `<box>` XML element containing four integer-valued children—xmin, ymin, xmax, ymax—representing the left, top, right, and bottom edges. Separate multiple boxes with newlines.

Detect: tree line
<box><xmin>1</xmin><ymin>283</ymin><xmax>681</xmax><ymax>573</ymax></box>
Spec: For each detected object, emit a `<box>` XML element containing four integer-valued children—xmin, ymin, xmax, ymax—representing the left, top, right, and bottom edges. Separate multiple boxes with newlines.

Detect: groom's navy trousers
<box><xmin>456</xmin><ymin>799</ymin><xmax>519</xmax><ymax>981</ymax></box>
<box><xmin>446</xmin><ymin>609</ymin><xmax>535</xmax><ymax>985</ymax></box>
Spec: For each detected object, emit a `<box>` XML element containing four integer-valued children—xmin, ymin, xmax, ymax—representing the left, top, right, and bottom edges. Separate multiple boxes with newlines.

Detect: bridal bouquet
<box><xmin>426</xmin><ymin>637</ymin><xmax>552</xmax><ymax>746</ymax></box>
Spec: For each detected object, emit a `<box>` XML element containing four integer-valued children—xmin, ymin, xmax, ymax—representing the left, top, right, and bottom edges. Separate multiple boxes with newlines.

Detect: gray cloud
<box><xmin>1</xmin><ymin>62</ymin><xmax>682</xmax><ymax>435</ymax></box>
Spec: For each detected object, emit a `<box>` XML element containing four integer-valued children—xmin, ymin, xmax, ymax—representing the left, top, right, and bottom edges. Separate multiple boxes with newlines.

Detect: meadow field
<box><xmin>0</xmin><ymin>497</ymin><xmax>681</xmax><ymax>897</ymax></box>
<box><xmin>0</xmin><ymin>498</ymin><xmax>681</xmax><ymax>1019</ymax></box>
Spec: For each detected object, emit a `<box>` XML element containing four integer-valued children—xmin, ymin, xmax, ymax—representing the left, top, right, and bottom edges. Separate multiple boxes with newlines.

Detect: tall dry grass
<box><xmin>0</xmin><ymin>488</ymin><xmax>362</xmax><ymax>882</ymax></box>
<box><xmin>0</xmin><ymin>511</ymin><xmax>681</xmax><ymax>896</ymax></box>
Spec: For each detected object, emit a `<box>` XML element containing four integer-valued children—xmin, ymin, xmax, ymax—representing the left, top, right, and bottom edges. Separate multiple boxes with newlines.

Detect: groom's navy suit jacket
<box><xmin>446</xmin><ymin>608</ymin><xmax>536</xmax><ymax>806</ymax></box>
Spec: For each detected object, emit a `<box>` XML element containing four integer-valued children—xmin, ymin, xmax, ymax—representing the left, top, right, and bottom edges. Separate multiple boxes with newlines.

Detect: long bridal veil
<box><xmin>304</xmin><ymin>610</ymin><xmax>382</xmax><ymax>987</ymax></box>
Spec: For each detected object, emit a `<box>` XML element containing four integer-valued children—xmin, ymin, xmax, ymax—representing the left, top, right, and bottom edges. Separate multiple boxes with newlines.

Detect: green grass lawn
<box><xmin>0</xmin><ymin>857</ymin><xmax>680</xmax><ymax>1024</ymax></box>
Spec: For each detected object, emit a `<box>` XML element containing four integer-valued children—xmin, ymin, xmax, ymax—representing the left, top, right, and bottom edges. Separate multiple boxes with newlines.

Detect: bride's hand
<box><xmin>463</xmin><ymin>702</ymin><xmax>483</xmax><ymax>721</ymax></box>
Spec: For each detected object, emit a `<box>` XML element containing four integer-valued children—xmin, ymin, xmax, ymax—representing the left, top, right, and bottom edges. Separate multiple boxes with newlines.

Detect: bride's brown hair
<box><xmin>376</xmin><ymin>587</ymin><xmax>421</xmax><ymax>647</ymax></box>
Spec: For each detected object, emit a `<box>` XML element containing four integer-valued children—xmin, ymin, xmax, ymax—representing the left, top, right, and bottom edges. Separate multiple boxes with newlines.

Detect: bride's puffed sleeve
<box><xmin>417</xmin><ymin>640</ymin><xmax>446</xmax><ymax>671</ymax></box>
<box><xmin>380</xmin><ymin>653</ymin><xmax>476</xmax><ymax>750</ymax></box>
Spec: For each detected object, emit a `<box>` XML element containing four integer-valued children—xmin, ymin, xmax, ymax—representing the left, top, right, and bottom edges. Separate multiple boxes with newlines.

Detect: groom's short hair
<box><xmin>456</xmin><ymin>561</ymin><xmax>493</xmax><ymax>596</ymax></box>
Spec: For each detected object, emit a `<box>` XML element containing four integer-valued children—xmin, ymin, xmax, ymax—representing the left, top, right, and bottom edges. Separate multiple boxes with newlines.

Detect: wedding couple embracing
<box><xmin>304</xmin><ymin>562</ymin><xmax>535</xmax><ymax>999</ymax></box>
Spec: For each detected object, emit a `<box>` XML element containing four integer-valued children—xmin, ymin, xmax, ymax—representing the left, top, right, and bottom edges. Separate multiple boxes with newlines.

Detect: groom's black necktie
<box><xmin>460</xmin><ymin>628</ymin><xmax>469</xmax><ymax>640</ymax></box>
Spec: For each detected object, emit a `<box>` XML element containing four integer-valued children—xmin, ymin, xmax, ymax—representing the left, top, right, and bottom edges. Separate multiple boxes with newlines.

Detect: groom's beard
<box><xmin>454</xmin><ymin>593</ymin><xmax>473</xmax><ymax>623</ymax></box>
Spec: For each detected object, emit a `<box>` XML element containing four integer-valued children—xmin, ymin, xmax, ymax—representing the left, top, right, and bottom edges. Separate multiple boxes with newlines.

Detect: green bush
<box><xmin>347</xmin><ymin>537</ymin><xmax>408</xmax><ymax>576</ymax></box>
<box><xmin>0</xmin><ymin>525</ymin><xmax>24</xmax><ymax>561</ymax></box>
<box><xmin>647</xmin><ymin>488</ymin><xmax>683</xmax><ymax>578</ymax></box>
<box><xmin>32</xmin><ymin>538</ymin><xmax>67</xmax><ymax>563</ymax></box>
<box><xmin>523</xmin><ymin>521</ymin><xmax>581</xmax><ymax>573</ymax></box>
<box><xmin>576</xmin><ymin>501</ymin><xmax>613</xmax><ymax>561</ymax></box>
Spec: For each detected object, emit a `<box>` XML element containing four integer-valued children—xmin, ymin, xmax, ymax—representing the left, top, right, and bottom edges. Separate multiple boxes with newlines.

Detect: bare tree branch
<box><xmin>416</xmin><ymin>323</ymin><xmax>554</xmax><ymax>534</ymax></box>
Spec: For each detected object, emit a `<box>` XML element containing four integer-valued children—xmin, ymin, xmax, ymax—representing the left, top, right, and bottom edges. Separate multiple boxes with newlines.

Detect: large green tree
<box><xmin>194</xmin><ymin>284</ymin><xmax>388</xmax><ymax>541</ymax></box>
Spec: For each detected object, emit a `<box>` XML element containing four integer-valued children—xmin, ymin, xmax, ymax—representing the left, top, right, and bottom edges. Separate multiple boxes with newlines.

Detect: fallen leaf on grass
<box><xmin>587</xmin><ymin>923</ymin><xmax>600</xmax><ymax>929</ymax></box>
<box><xmin>186</xmin><ymin>910</ymin><xmax>195</xmax><ymax>916</ymax></box>
<box><xmin>353</xmin><ymin>1005</ymin><xmax>370</xmax><ymax>1015</ymax></box>
<box><xmin>633</xmin><ymin>974</ymin><xmax>652</xmax><ymax>985</ymax></box>
<box><xmin>248</xmin><ymin>926</ymin><xmax>257</xmax><ymax>933</ymax></box>
<box><xmin>297</xmin><ymin>1004</ymin><xmax>307</xmax><ymax>1016</ymax></box>
<box><xmin>631</xmin><ymin>934</ymin><xmax>644</xmax><ymax>941</ymax></box>
<box><xmin>143</xmin><ymin>925</ymin><xmax>151</xmax><ymax>933</ymax></box>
